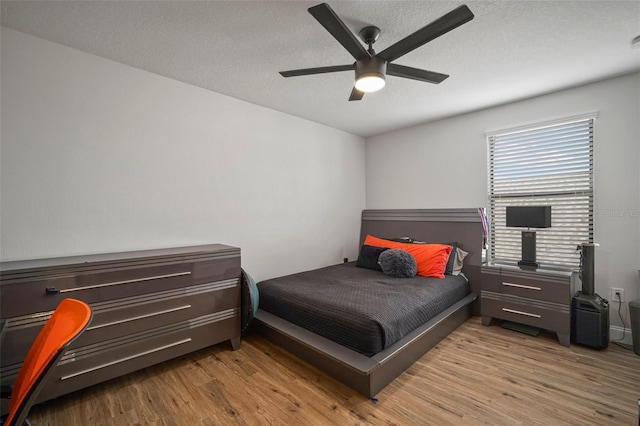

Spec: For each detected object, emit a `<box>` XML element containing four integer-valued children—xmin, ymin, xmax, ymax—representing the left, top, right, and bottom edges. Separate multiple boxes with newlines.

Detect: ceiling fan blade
<box><xmin>387</xmin><ymin>64</ymin><xmax>449</xmax><ymax>84</ymax></box>
<box><xmin>349</xmin><ymin>87</ymin><xmax>365</xmax><ymax>101</ymax></box>
<box><xmin>377</xmin><ymin>5</ymin><xmax>474</xmax><ymax>63</ymax></box>
<box><xmin>308</xmin><ymin>3</ymin><xmax>370</xmax><ymax>61</ymax></box>
<box><xmin>280</xmin><ymin>64</ymin><xmax>353</xmax><ymax>77</ymax></box>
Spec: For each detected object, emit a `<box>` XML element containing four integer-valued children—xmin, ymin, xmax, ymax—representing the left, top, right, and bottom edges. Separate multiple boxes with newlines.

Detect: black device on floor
<box><xmin>571</xmin><ymin>243</ymin><xmax>609</xmax><ymax>349</ymax></box>
<box><xmin>572</xmin><ymin>291</ymin><xmax>609</xmax><ymax>349</ymax></box>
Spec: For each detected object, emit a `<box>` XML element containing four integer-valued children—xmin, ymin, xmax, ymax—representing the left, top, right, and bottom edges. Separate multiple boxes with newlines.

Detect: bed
<box><xmin>253</xmin><ymin>209</ymin><xmax>484</xmax><ymax>397</ymax></box>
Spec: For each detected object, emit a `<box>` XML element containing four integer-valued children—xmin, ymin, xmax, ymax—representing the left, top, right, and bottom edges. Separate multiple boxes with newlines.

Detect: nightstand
<box><xmin>481</xmin><ymin>264</ymin><xmax>576</xmax><ymax>346</ymax></box>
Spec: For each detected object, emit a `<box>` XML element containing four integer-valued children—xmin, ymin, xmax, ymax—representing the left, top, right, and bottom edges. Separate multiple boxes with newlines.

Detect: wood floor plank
<box><xmin>28</xmin><ymin>317</ymin><xmax>639</xmax><ymax>425</ymax></box>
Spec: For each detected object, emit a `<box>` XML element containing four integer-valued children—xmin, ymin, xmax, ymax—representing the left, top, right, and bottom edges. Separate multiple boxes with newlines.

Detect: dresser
<box><xmin>0</xmin><ymin>244</ymin><xmax>241</xmax><ymax>404</ymax></box>
<box><xmin>481</xmin><ymin>264</ymin><xmax>576</xmax><ymax>346</ymax></box>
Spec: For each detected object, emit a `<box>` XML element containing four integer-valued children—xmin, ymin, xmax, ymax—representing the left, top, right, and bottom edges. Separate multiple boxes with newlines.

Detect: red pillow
<box><xmin>363</xmin><ymin>235</ymin><xmax>453</xmax><ymax>278</ymax></box>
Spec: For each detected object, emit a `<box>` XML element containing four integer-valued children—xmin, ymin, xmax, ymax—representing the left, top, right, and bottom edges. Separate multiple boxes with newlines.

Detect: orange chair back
<box><xmin>5</xmin><ymin>298</ymin><xmax>92</xmax><ymax>426</ymax></box>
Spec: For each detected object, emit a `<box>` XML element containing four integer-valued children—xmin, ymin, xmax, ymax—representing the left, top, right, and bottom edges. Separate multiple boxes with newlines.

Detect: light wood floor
<box><xmin>30</xmin><ymin>317</ymin><xmax>639</xmax><ymax>425</ymax></box>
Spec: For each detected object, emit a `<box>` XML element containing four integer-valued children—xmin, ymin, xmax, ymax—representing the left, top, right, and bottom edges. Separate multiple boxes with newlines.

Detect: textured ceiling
<box><xmin>2</xmin><ymin>0</ymin><xmax>639</xmax><ymax>137</ymax></box>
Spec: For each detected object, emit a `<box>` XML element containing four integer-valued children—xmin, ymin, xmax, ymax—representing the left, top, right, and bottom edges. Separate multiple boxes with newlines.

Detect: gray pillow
<box><xmin>378</xmin><ymin>249</ymin><xmax>417</xmax><ymax>278</ymax></box>
<box><xmin>452</xmin><ymin>247</ymin><xmax>469</xmax><ymax>275</ymax></box>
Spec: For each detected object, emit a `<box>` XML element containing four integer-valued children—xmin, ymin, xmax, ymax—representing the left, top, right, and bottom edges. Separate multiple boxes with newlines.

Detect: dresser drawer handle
<box><xmin>59</xmin><ymin>271</ymin><xmax>191</xmax><ymax>293</ymax></box>
<box><xmin>60</xmin><ymin>338</ymin><xmax>192</xmax><ymax>380</ymax></box>
<box><xmin>87</xmin><ymin>305</ymin><xmax>192</xmax><ymax>330</ymax></box>
<box><xmin>502</xmin><ymin>308</ymin><xmax>541</xmax><ymax>318</ymax></box>
<box><xmin>502</xmin><ymin>282</ymin><xmax>541</xmax><ymax>291</ymax></box>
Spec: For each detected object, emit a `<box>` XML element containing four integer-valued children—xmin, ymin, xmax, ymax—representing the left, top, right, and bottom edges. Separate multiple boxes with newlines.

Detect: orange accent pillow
<box><xmin>363</xmin><ymin>235</ymin><xmax>453</xmax><ymax>278</ymax></box>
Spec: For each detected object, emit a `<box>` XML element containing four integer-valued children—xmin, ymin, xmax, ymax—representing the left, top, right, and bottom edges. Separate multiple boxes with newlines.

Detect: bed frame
<box><xmin>253</xmin><ymin>208</ymin><xmax>484</xmax><ymax>397</ymax></box>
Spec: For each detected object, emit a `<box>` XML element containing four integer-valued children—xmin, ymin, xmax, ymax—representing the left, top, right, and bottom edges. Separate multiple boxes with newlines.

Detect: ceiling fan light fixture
<box><xmin>355</xmin><ymin>74</ymin><xmax>386</xmax><ymax>92</ymax></box>
<box><xmin>354</xmin><ymin>57</ymin><xmax>387</xmax><ymax>93</ymax></box>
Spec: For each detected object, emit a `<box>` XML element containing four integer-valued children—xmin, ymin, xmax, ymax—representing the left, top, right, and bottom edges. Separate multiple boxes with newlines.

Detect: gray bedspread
<box><xmin>257</xmin><ymin>262</ymin><xmax>470</xmax><ymax>356</ymax></box>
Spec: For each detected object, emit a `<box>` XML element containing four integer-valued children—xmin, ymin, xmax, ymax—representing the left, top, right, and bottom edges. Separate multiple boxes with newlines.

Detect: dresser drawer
<box><xmin>482</xmin><ymin>290</ymin><xmax>570</xmax><ymax>333</ymax></box>
<box><xmin>0</xmin><ymin>262</ymin><xmax>194</xmax><ymax>318</ymax></box>
<box><xmin>0</xmin><ymin>279</ymin><xmax>240</xmax><ymax>370</ymax></box>
<box><xmin>193</xmin><ymin>256</ymin><xmax>241</xmax><ymax>284</ymax></box>
<box><xmin>1</xmin><ymin>255</ymin><xmax>241</xmax><ymax>319</ymax></box>
<box><xmin>79</xmin><ymin>279</ymin><xmax>240</xmax><ymax>346</ymax></box>
<box><xmin>38</xmin><ymin>312</ymin><xmax>239</xmax><ymax>402</ymax></box>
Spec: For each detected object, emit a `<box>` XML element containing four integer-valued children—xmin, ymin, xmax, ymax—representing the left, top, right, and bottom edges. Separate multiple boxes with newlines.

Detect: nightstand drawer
<box><xmin>482</xmin><ymin>267</ymin><xmax>573</xmax><ymax>305</ymax></box>
<box><xmin>480</xmin><ymin>265</ymin><xmax>501</xmax><ymax>288</ymax></box>
<box><xmin>494</xmin><ymin>276</ymin><xmax>568</xmax><ymax>305</ymax></box>
<box><xmin>482</xmin><ymin>291</ymin><xmax>570</xmax><ymax>333</ymax></box>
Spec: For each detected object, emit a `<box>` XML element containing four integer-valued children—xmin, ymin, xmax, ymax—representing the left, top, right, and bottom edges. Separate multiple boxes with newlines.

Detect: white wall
<box><xmin>367</xmin><ymin>72</ymin><xmax>640</xmax><ymax>332</ymax></box>
<box><xmin>0</xmin><ymin>28</ymin><xmax>366</xmax><ymax>282</ymax></box>
<box><xmin>3</xmin><ymin>26</ymin><xmax>638</xmax><ymax>334</ymax></box>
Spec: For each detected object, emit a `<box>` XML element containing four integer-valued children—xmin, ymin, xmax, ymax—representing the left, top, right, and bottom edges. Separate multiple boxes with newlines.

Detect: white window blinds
<box><xmin>487</xmin><ymin>115</ymin><xmax>595</xmax><ymax>269</ymax></box>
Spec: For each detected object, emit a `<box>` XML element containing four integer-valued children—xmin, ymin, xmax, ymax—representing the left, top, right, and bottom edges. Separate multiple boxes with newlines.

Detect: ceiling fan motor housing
<box><xmin>355</xmin><ymin>56</ymin><xmax>387</xmax><ymax>82</ymax></box>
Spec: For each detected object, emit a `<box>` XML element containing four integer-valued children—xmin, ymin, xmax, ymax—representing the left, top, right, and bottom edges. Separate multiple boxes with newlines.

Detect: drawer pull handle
<box><xmin>59</xmin><ymin>272</ymin><xmax>191</xmax><ymax>293</ymax></box>
<box><xmin>45</xmin><ymin>287</ymin><xmax>60</xmax><ymax>295</ymax></box>
<box><xmin>87</xmin><ymin>305</ymin><xmax>192</xmax><ymax>330</ymax></box>
<box><xmin>502</xmin><ymin>282</ymin><xmax>541</xmax><ymax>291</ymax></box>
<box><xmin>502</xmin><ymin>308</ymin><xmax>541</xmax><ymax>318</ymax></box>
<box><xmin>60</xmin><ymin>338</ymin><xmax>192</xmax><ymax>381</ymax></box>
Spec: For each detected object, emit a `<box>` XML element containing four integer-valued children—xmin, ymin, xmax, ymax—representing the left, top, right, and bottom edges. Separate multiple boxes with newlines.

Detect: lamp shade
<box><xmin>354</xmin><ymin>57</ymin><xmax>387</xmax><ymax>93</ymax></box>
<box><xmin>506</xmin><ymin>206</ymin><xmax>551</xmax><ymax>228</ymax></box>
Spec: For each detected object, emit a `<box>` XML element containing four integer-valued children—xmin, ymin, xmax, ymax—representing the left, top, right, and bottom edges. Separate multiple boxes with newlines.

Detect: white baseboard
<box><xmin>609</xmin><ymin>325</ymin><xmax>633</xmax><ymax>346</ymax></box>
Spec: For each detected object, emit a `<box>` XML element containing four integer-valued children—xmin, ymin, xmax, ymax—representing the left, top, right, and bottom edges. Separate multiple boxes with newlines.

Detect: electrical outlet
<box><xmin>611</xmin><ymin>287</ymin><xmax>625</xmax><ymax>303</ymax></box>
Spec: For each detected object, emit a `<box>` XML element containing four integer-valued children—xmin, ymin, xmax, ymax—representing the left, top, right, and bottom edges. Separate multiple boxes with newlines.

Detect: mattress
<box><xmin>257</xmin><ymin>262</ymin><xmax>470</xmax><ymax>356</ymax></box>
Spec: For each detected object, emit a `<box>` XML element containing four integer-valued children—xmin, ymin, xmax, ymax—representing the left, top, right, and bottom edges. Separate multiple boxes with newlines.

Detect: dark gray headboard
<box><xmin>359</xmin><ymin>209</ymin><xmax>484</xmax><ymax>265</ymax></box>
<box><xmin>359</xmin><ymin>209</ymin><xmax>484</xmax><ymax>312</ymax></box>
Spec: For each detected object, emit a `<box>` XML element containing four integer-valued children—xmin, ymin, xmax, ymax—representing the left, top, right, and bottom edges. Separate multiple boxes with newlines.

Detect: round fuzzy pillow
<box><xmin>378</xmin><ymin>249</ymin><xmax>417</xmax><ymax>278</ymax></box>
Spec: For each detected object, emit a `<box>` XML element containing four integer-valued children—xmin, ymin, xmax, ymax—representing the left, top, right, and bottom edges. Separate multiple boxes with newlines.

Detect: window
<box><xmin>487</xmin><ymin>114</ymin><xmax>595</xmax><ymax>269</ymax></box>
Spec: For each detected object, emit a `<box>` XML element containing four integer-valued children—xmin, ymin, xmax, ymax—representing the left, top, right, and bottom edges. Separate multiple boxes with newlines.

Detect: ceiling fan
<box><xmin>280</xmin><ymin>3</ymin><xmax>474</xmax><ymax>101</ymax></box>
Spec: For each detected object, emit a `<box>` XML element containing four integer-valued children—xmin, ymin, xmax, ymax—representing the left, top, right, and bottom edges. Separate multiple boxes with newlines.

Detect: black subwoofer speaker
<box><xmin>572</xmin><ymin>291</ymin><xmax>609</xmax><ymax>349</ymax></box>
